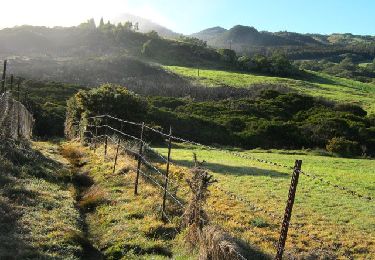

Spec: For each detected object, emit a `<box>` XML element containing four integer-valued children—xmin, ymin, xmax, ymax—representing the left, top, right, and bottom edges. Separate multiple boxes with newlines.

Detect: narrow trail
<box><xmin>36</xmin><ymin>141</ymin><xmax>103</xmax><ymax>259</ymax></box>
<box><xmin>58</xmin><ymin>143</ymin><xmax>104</xmax><ymax>260</ymax></box>
<box><xmin>70</xmin><ymin>165</ymin><xmax>103</xmax><ymax>259</ymax></box>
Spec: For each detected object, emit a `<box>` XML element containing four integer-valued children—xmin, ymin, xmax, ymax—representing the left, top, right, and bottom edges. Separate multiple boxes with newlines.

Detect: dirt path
<box><xmin>59</xmin><ymin>143</ymin><xmax>104</xmax><ymax>260</ymax></box>
<box><xmin>34</xmin><ymin>141</ymin><xmax>103</xmax><ymax>259</ymax></box>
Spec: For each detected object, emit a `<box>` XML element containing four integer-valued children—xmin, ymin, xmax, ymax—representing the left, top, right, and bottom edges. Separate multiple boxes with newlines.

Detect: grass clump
<box><xmin>78</xmin><ymin>185</ymin><xmax>107</xmax><ymax>212</ymax></box>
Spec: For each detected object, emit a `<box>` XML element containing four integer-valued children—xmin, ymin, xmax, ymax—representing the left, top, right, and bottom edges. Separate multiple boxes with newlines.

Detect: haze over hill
<box><xmin>111</xmin><ymin>13</ymin><xmax>180</xmax><ymax>39</ymax></box>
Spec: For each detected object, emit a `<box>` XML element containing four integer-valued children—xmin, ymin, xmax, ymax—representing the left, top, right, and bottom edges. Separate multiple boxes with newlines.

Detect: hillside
<box><xmin>165</xmin><ymin>66</ymin><xmax>375</xmax><ymax>114</ymax></box>
<box><xmin>192</xmin><ymin>25</ymin><xmax>375</xmax><ymax>60</ymax></box>
<box><xmin>0</xmin><ymin>24</ymin><xmax>221</xmax><ymax>67</ymax></box>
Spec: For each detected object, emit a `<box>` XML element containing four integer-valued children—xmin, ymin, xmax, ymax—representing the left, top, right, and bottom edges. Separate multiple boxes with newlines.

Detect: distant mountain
<box><xmin>111</xmin><ymin>13</ymin><xmax>180</xmax><ymax>39</ymax></box>
<box><xmin>191</xmin><ymin>25</ymin><xmax>323</xmax><ymax>52</ymax></box>
<box><xmin>191</xmin><ymin>25</ymin><xmax>375</xmax><ymax>56</ymax></box>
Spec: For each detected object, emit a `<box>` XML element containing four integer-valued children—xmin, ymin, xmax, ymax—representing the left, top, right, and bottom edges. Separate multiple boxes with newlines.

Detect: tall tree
<box><xmin>99</xmin><ymin>17</ymin><xmax>104</xmax><ymax>28</ymax></box>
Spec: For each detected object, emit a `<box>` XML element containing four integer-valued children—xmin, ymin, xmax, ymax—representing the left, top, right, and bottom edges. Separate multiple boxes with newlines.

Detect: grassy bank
<box><xmin>59</xmin><ymin>141</ymin><xmax>195</xmax><ymax>259</ymax></box>
<box><xmin>0</xmin><ymin>140</ymin><xmax>83</xmax><ymax>259</ymax></box>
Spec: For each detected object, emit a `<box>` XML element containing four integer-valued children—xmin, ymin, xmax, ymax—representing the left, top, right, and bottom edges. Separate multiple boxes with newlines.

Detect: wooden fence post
<box><xmin>104</xmin><ymin>117</ymin><xmax>108</xmax><ymax>157</ymax></box>
<box><xmin>275</xmin><ymin>160</ymin><xmax>302</xmax><ymax>260</ymax></box>
<box><xmin>161</xmin><ymin>126</ymin><xmax>172</xmax><ymax>221</ymax></box>
<box><xmin>112</xmin><ymin>122</ymin><xmax>123</xmax><ymax>174</ymax></box>
<box><xmin>17</xmin><ymin>81</ymin><xmax>21</xmax><ymax>138</ymax></box>
<box><xmin>1</xmin><ymin>60</ymin><xmax>6</xmax><ymax>93</ymax></box>
<box><xmin>93</xmin><ymin>122</ymin><xmax>98</xmax><ymax>152</ymax></box>
<box><xmin>134</xmin><ymin>122</ymin><xmax>145</xmax><ymax>195</ymax></box>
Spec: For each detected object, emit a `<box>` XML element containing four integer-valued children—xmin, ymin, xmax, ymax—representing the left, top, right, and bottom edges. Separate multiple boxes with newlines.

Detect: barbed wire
<box><xmin>91</xmin><ymin>115</ymin><xmax>373</xmax><ymax>202</ymax></box>
<box><xmin>85</xmin><ymin>130</ymin><xmax>341</xmax><ymax>258</ymax></box>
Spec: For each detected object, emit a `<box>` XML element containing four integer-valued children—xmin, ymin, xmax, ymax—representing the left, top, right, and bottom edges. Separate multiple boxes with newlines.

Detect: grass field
<box><xmin>156</xmin><ymin>144</ymin><xmax>375</xmax><ymax>258</ymax></box>
<box><xmin>165</xmin><ymin>66</ymin><xmax>375</xmax><ymax>114</ymax></box>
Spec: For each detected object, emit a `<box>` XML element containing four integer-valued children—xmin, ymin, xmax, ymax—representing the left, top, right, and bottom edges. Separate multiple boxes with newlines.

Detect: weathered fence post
<box><xmin>134</xmin><ymin>122</ymin><xmax>145</xmax><ymax>195</ymax></box>
<box><xmin>104</xmin><ymin>117</ymin><xmax>108</xmax><ymax>157</ymax></box>
<box><xmin>112</xmin><ymin>122</ymin><xmax>123</xmax><ymax>174</ymax></box>
<box><xmin>161</xmin><ymin>126</ymin><xmax>173</xmax><ymax>221</ymax></box>
<box><xmin>1</xmin><ymin>60</ymin><xmax>7</xmax><ymax>93</ymax></box>
<box><xmin>93</xmin><ymin>121</ymin><xmax>98</xmax><ymax>152</ymax></box>
<box><xmin>275</xmin><ymin>160</ymin><xmax>302</xmax><ymax>260</ymax></box>
<box><xmin>17</xmin><ymin>81</ymin><xmax>21</xmax><ymax>138</ymax></box>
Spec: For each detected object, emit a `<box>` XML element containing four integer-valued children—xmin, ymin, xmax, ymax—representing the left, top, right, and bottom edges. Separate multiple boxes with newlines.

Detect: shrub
<box><xmin>326</xmin><ymin>137</ymin><xmax>361</xmax><ymax>157</ymax></box>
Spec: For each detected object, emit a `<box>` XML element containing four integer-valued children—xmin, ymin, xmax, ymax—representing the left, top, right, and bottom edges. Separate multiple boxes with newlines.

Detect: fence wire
<box><xmin>85</xmin><ymin>115</ymin><xmax>373</xmax><ymax>202</ymax></box>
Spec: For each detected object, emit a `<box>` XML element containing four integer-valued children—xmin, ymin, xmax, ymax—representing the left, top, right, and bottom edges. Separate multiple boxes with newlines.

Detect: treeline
<box><xmin>66</xmin><ymin>84</ymin><xmax>375</xmax><ymax>157</ymax></box>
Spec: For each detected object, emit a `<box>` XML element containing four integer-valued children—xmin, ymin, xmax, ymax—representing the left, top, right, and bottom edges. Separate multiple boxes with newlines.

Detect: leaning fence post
<box><xmin>112</xmin><ymin>122</ymin><xmax>123</xmax><ymax>174</ymax></box>
<box><xmin>161</xmin><ymin>126</ymin><xmax>173</xmax><ymax>221</ymax></box>
<box><xmin>1</xmin><ymin>60</ymin><xmax>7</xmax><ymax>93</ymax></box>
<box><xmin>134</xmin><ymin>122</ymin><xmax>145</xmax><ymax>195</ymax></box>
<box><xmin>275</xmin><ymin>160</ymin><xmax>302</xmax><ymax>260</ymax></box>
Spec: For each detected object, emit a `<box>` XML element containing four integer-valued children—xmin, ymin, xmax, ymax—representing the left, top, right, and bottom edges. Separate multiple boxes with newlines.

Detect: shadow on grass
<box><xmin>0</xmin><ymin>140</ymin><xmax>80</xmax><ymax>259</ymax></box>
<box><xmin>0</xmin><ymin>178</ymin><xmax>55</xmax><ymax>259</ymax></box>
<box><xmin>171</xmin><ymin>159</ymin><xmax>290</xmax><ymax>179</ymax></box>
<box><xmin>295</xmin><ymin>70</ymin><xmax>339</xmax><ymax>85</ymax></box>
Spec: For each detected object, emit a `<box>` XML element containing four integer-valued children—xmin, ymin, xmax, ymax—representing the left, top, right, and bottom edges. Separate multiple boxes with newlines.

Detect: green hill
<box><xmin>165</xmin><ymin>66</ymin><xmax>375</xmax><ymax>114</ymax></box>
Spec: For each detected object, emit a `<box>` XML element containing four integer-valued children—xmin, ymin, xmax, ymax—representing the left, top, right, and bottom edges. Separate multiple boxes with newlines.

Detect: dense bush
<box><xmin>326</xmin><ymin>137</ymin><xmax>362</xmax><ymax>157</ymax></box>
<box><xmin>65</xmin><ymin>84</ymin><xmax>148</xmax><ymax>138</ymax></box>
<box><xmin>66</xmin><ymin>84</ymin><xmax>375</xmax><ymax>157</ymax></box>
<box><xmin>237</xmin><ymin>53</ymin><xmax>298</xmax><ymax>76</ymax></box>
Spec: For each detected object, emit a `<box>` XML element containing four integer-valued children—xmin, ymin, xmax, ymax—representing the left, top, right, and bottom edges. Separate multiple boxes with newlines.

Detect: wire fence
<box><xmin>71</xmin><ymin>113</ymin><xmax>373</xmax><ymax>259</ymax></box>
<box><xmin>85</xmin><ymin>114</ymin><xmax>373</xmax><ymax>202</ymax></box>
<box><xmin>0</xmin><ymin>60</ymin><xmax>34</xmax><ymax>140</ymax></box>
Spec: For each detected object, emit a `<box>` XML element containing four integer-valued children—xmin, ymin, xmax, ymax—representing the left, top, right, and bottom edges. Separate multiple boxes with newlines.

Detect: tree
<box><xmin>141</xmin><ymin>40</ymin><xmax>154</xmax><ymax>57</ymax></box>
<box><xmin>146</xmin><ymin>30</ymin><xmax>159</xmax><ymax>39</ymax></box>
<box><xmin>270</xmin><ymin>53</ymin><xmax>295</xmax><ymax>76</ymax></box>
<box><xmin>99</xmin><ymin>17</ymin><xmax>104</xmax><ymax>28</ymax></box>
<box><xmin>218</xmin><ymin>48</ymin><xmax>237</xmax><ymax>64</ymax></box>
<box><xmin>124</xmin><ymin>21</ymin><xmax>133</xmax><ymax>30</ymax></box>
<box><xmin>78</xmin><ymin>18</ymin><xmax>96</xmax><ymax>30</ymax></box>
<box><xmin>134</xmin><ymin>22</ymin><xmax>139</xmax><ymax>31</ymax></box>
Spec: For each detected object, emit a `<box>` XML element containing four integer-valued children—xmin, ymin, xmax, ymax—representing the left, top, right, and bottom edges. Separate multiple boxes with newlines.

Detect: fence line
<box><xmin>85</xmin><ymin>114</ymin><xmax>373</xmax><ymax>202</ymax></box>
<box><xmin>0</xmin><ymin>60</ymin><xmax>34</xmax><ymax>141</ymax></box>
<box><xmin>75</xmin><ymin>114</ymin><xmax>372</xmax><ymax>259</ymax></box>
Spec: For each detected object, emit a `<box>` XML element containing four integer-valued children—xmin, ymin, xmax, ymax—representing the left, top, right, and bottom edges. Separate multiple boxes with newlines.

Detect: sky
<box><xmin>0</xmin><ymin>0</ymin><xmax>374</xmax><ymax>35</ymax></box>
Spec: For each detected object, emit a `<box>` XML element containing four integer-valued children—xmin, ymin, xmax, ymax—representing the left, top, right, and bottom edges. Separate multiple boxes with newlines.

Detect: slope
<box><xmin>165</xmin><ymin>66</ymin><xmax>375</xmax><ymax>114</ymax></box>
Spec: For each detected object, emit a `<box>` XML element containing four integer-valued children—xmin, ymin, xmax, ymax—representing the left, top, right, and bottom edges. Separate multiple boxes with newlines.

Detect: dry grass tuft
<box><xmin>60</xmin><ymin>144</ymin><xmax>84</xmax><ymax>167</ymax></box>
<box><xmin>199</xmin><ymin>225</ymin><xmax>244</xmax><ymax>260</ymax></box>
<box><xmin>199</xmin><ymin>225</ymin><xmax>270</xmax><ymax>260</ymax></box>
<box><xmin>78</xmin><ymin>185</ymin><xmax>107</xmax><ymax>211</ymax></box>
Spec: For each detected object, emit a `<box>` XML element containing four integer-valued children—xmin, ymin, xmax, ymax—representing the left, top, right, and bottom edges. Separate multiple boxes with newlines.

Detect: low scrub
<box><xmin>66</xmin><ymin>84</ymin><xmax>375</xmax><ymax>157</ymax></box>
<box><xmin>326</xmin><ymin>137</ymin><xmax>362</xmax><ymax>157</ymax></box>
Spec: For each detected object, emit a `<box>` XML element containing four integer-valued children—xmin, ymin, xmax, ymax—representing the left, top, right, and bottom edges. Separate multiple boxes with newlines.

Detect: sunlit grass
<box><xmin>164</xmin><ymin>66</ymin><xmax>375</xmax><ymax>114</ymax></box>
<box><xmin>156</xmin><ymin>144</ymin><xmax>375</xmax><ymax>258</ymax></box>
<box><xmin>62</xmin><ymin>141</ymin><xmax>195</xmax><ymax>259</ymax></box>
